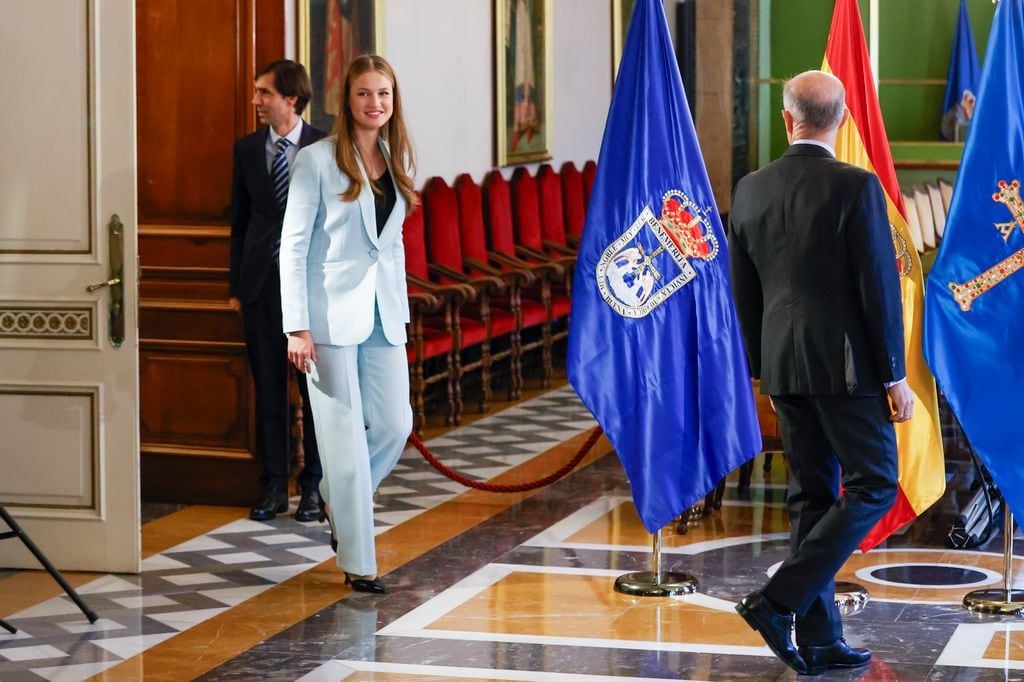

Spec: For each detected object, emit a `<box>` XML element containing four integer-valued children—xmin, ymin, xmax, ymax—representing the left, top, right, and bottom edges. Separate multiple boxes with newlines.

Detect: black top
<box><xmin>372</xmin><ymin>167</ymin><xmax>396</xmax><ymax>236</ymax></box>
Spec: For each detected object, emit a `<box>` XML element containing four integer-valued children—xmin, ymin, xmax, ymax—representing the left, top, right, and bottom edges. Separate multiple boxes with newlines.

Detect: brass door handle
<box><xmin>88</xmin><ymin>215</ymin><xmax>125</xmax><ymax>347</ymax></box>
<box><xmin>86</xmin><ymin>277</ymin><xmax>122</xmax><ymax>292</ymax></box>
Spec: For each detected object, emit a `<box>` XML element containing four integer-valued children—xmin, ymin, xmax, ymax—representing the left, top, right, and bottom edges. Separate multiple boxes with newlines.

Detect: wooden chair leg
<box><xmin>510</xmin><ymin>291</ymin><xmax>524</xmax><ymax>400</ymax></box>
<box><xmin>476</xmin><ymin>301</ymin><xmax>493</xmax><ymax>413</ymax></box>
<box><xmin>511</xmin><ymin>328</ymin><xmax>523</xmax><ymax>400</ymax></box>
<box><xmin>411</xmin><ymin>361</ymin><xmax>426</xmax><ymax>436</ymax></box>
<box><xmin>540</xmin><ymin>320</ymin><xmax>553</xmax><ymax>388</ymax></box>
<box><xmin>479</xmin><ymin>340</ymin><xmax>492</xmax><ymax>412</ymax></box>
<box><xmin>450</xmin><ymin>350</ymin><xmax>462</xmax><ymax>425</ymax></box>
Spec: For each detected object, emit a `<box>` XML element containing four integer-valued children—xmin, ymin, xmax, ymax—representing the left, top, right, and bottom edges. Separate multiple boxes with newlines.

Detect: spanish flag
<box><xmin>822</xmin><ymin>0</ymin><xmax>945</xmax><ymax>551</ymax></box>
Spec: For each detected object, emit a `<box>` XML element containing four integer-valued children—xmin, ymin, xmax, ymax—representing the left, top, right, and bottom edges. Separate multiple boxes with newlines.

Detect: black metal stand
<box><xmin>0</xmin><ymin>505</ymin><xmax>99</xmax><ymax>633</ymax></box>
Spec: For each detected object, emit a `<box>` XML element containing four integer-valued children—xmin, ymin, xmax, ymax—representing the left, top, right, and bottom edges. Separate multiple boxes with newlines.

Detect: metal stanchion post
<box><xmin>614</xmin><ymin>528</ymin><xmax>698</xmax><ymax>597</ymax></box>
<box><xmin>963</xmin><ymin>502</ymin><xmax>1024</xmax><ymax>614</ymax></box>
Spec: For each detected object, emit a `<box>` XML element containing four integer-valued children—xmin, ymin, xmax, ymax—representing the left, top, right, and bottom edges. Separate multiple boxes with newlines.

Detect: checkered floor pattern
<box><xmin>0</xmin><ymin>385</ymin><xmax>596</xmax><ymax>681</ymax></box>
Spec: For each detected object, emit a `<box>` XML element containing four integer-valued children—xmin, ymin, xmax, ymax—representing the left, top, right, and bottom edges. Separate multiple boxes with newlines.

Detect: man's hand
<box><xmin>887</xmin><ymin>381</ymin><xmax>915</xmax><ymax>423</ymax></box>
<box><xmin>228</xmin><ymin>297</ymin><xmax>242</xmax><ymax>315</ymax></box>
<box><xmin>287</xmin><ymin>331</ymin><xmax>317</xmax><ymax>373</ymax></box>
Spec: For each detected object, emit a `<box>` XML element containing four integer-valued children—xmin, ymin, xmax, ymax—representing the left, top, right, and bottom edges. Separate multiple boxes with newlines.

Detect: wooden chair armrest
<box><xmin>511</xmin><ymin>247</ymin><xmax>567</xmax><ymax>278</ymax></box>
<box><xmin>543</xmin><ymin>240</ymin><xmax>577</xmax><ymax>257</ymax></box>
<box><xmin>428</xmin><ymin>263</ymin><xmax>506</xmax><ymax>296</ymax></box>
<box><xmin>467</xmin><ymin>256</ymin><xmax>535</xmax><ymax>287</ymax></box>
<box><xmin>407</xmin><ymin>273</ymin><xmax>475</xmax><ymax>304</ymax></box>
<box><xmin>489</xmin><ymin>251</ymin><xmax>563</xmax><ymax>280</ymax></box>
<box><xmin>408</xmin><ymin>290</ymin><xmax>441</xmax><ymax>315</ymax></box>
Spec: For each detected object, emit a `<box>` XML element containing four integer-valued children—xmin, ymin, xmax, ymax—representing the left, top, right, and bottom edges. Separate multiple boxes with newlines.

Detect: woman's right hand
<box><xmin>287</xmin><ymin>330</ymin><xmax>317</xmax><ymax>373</ymax></box>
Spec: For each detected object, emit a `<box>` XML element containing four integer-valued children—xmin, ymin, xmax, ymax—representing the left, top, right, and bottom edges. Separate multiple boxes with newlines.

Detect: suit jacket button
<box><xmin>369</xmin><ymin>248</ymin><xmax>379</xmax><ymax>259</ymax></box>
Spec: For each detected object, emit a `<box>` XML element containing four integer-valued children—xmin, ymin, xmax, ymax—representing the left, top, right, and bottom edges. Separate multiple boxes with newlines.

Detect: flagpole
<box><xmin>963</xmin><ymin>503</ymin><xmax>1024</xmax><ymax>614</ymax></box>
<box><xmin>614</xmin><ymin>528</ymin><xmax>698</xmax><ymax>597</ymax></box>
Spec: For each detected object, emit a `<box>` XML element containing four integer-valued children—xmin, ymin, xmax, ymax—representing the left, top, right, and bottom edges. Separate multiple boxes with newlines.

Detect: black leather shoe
<box><xmin>249</xmin><ymin>490</ymin><xmax>288</xmax><ymax>521</ymax></box>
<box><xmin>800</xmin><ymin>638</ymin><xmax>871</xmax><ymax>675</ymax></box>
<box><xmin>294</xmin><ymin>489</ymin><xmax>322</xmax><ymax>522</ymax></box>
<box><xmin>345</xmin><ymin>573</ymin><xmax>386</xmax><ymax>594</ymax></box>
<box><xmin>735</xmin><ymin>591</ymin><xmax>807</xmax><ymax>674</ymax></box>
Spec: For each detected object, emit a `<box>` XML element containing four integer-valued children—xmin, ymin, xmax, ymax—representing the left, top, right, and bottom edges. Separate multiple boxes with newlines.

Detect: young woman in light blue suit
<box><xmin>280</xmin><ymin>55</ymin><xmax>416</xmax><ymax>594</ymax></box>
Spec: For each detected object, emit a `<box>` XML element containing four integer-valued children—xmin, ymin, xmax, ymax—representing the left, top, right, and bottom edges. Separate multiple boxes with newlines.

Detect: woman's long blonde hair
<box><xmin>331</xmin><ymin>54</ymin><xmax>417</xmax><ymax>213</ymax></box>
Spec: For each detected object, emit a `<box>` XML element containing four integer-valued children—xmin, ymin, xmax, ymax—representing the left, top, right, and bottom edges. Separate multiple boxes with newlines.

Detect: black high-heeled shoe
<box><xmin>318</xmin><ymin>498</ymin><xmax>337</xmax><ymax>552</ymax></box>
<box><xmin>345</xmin><ymin>572</ymin><xmax>386</xmax><ymax>594</ymax></box>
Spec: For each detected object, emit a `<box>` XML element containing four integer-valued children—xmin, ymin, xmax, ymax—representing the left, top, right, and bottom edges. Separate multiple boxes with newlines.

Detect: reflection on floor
<box><xmin>2</xmin><ymin>383</ymin><xmax>1024</xmax><ymax>680</ymax></box>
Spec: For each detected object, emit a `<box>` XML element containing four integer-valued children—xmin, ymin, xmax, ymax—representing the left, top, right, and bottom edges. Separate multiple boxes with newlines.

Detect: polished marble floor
<box><xmin>3</xmin><ymin>384</ymin><xmax>1024</xmax><ymax>680</ymax></box>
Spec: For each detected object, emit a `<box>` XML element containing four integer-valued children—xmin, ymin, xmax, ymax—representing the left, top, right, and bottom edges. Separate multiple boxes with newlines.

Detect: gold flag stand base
<box><xmin>614</xmin><ymin>570</ymin><xmax>698</xmax><ymax>597</ymax></box>
<box><xmin>963</xmin><ymin>502</ymin><xmax>1023</xmax><ymax>616</ymax></box>
<box><xmin>963</xmin><ymin>589</ymin><xmax>1024</xmax><ymax>615</ymax></box>
<box><xmin>613</xmin><ymin>528</ymin><xmax>699</xmax><ymax>597</ymax></box>
<box><xmin>835</xmin><ymin>581</ymin><xmax>869</xmax><ymax>615</ymax></box>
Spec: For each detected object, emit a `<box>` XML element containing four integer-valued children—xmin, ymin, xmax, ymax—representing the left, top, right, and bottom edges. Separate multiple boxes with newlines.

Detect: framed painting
<box><xmin>612</xmin><ymin>0</ymin><xmax>637</xmax><ymax>81</ymax></box>
<box><xmin>495</xmin><ymin>0</ymin><xmax>553</xmax><ymax>166</ymax></box>
<box><xmin>298</xmin><ymin>0</ymin><xmax>386</xmax><ymax>134</ymax></box>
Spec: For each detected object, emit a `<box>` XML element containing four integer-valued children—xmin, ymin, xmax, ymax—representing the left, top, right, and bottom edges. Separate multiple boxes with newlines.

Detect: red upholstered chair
<box><xmin>456</xmin><ymin>173</ymin><xmax>552</xmax><ymax>395</ymax></box>
<box><xmin>403</xmin><ymin>200</ymin><xmax>476</xmax><ymax>429</ymax></box>
<box><xmin>483</xmin><ymin>170</ymin><xmax>572</xmax><ymax>387</ymax></box>
<box><xmin>404</xmin><ymin>291</ymin><xmax>448</xmax><ymax>436</ymax></box>
<box><xmin>423</xmin><ymin>176</ymin><xmax>516</xmax><ymax>411</ymax></box>
<box><xmin>536</xmin><ymin>164</ymin><xmax>579</xmax><ymax>256</ymax></box>
<box><xmin>559</xmin><ymin>161</ymin><xmax>586</xmax><ymax>246</ymax></box>
<box><xmin>582</xmin><ymin>160</ymin><xmax>597</xmax><ymax>208</ymax></box>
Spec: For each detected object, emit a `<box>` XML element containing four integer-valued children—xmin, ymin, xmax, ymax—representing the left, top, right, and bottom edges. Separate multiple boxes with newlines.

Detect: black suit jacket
<box><xmin>229</xmin><ymin>122</ymin><xmax>327</xmax><ymax>303</ymax></box>
<box><xmin>728</xmin><ymin>143</ymin><xmax>905</xmax><ymax>396</ymax></box>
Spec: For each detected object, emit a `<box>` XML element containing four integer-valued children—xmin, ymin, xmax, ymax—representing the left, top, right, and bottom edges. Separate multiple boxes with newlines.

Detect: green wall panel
<box><xmin>880</xmin><ymin>84</ymin><xmax>947</xmax><ymax>140</ymax></box>
<box><xmin>879</xmin><ymin>2</ymin><xmax>960</xmax><ymax>78</ymax></box>
<box><xmin>755</xmin><ymin>0</ymin><xmax>996</xmax><ymax>161</ymax></box>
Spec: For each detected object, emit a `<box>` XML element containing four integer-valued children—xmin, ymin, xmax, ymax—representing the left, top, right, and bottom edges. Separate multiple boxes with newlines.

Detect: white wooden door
<box><xmin>0</xmin><ymin>0</ymin><xmax>139</xmax><ymax>573</ymax></box>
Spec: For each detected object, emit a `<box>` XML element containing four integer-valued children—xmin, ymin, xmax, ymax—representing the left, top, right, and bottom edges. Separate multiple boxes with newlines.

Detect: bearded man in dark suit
<box><xmin>728</xmin><ymin>69</ymin><xmax>915</xmax><ymax>676</ymax></box>
<box><xmin>230</xmin><ymin>60</ymin><xmax>326</xmax><ymax>521</ymax></box>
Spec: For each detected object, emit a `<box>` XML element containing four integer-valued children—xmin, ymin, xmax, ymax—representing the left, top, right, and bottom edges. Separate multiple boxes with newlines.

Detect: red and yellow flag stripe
<box><xmin>822</xmin><ymin>0</ymin><xmax>945</xmax><ymax>551</ymax></box>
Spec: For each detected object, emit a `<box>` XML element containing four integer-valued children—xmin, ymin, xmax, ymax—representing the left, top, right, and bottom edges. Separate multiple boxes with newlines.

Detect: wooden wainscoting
<box><xmin>136</xmin><ymin>0</ymin><xmax>284</xmax><ymax>505</ymax></box>
<box><xmin>139</xmin><ymin>225</ymin><xmax>259</xmax><ymax>505</ymax></box>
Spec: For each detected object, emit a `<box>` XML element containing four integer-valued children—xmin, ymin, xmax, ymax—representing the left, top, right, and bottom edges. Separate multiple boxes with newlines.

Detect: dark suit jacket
<box><xmin>229</xmin><ymin>122</ymin><xmax>326</xmax><ymax>303</ymax></box>
<box><xmin>727</xmin><ymin>143</ymin><xmax>905</xmax><ymax>396</ymax></box>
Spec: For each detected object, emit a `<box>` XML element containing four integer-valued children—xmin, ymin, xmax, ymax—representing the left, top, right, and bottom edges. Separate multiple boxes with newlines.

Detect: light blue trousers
<box><xmin>305</xmin><ymin>323</ymin><xmax>412</xmax><ymax>576</ymax></box>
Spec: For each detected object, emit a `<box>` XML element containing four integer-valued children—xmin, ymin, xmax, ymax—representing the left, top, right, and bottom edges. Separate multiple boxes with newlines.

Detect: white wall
<box><xmin>386</xmin><ymin>0</ymin><xmax>613</xmax><ymax>186</ymax></box>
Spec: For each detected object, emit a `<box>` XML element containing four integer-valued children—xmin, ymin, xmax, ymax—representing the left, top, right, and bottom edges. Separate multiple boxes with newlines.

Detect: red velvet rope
<box><xmin>408</xmin><ymin>426</ymin><xmax>604</xmax><ymax>493</ymax></box>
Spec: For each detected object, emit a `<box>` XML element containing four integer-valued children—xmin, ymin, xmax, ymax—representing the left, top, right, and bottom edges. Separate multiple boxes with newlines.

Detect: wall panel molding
<box><xmin>1</xmin><ymin>1</ymin><xmax>94</xmax><ymax>255</ymax></box>
<box><xmin>0</xmin><ymin>304</ymin><xmax>95</xmax><ymax>343</ymax></box>
<box><xmin>0</xmin><ymin>385</ymin><xmax>99</xmax><ymax>512</ymax></box>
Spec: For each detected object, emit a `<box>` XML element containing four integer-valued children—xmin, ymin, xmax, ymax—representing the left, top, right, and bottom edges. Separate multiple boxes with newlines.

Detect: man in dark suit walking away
<box><xmin>230</xmin><ymin>60</ymin><xmax>326</xmax><ymax>522</ymax></box>
<box><xmin>728</xmin><ymin>70</ymin><xmax>915</xmax><ymax>676</ymax></box>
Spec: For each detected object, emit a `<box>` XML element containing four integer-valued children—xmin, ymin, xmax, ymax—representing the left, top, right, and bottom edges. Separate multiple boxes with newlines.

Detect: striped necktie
<box><xmin>270</xmin><ymin>137</ymin><xmax>292</xmax><ymax>210</ymax></box>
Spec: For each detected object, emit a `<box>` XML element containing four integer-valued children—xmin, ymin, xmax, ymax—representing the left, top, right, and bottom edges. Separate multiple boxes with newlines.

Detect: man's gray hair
<box><xmin>782</xmin><ymin>71</ymin><xmax>846</xmax><ymax>131</ymax></box>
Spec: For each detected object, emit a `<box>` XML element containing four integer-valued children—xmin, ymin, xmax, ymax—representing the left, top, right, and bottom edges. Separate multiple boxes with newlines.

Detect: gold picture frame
<box><xmin>612</xmin><ymin>0</ymin><xmax>636</xmax><ymax>81</ymax></box>
<box><xmin>297</xmin><ymin>0</ymin><xmax>386</xmax><ymax>133</ymax></box>
<box><xmin>495</xmin><ymin>0</ymin><xmax>553</xmax><ymax>166</ymax></box>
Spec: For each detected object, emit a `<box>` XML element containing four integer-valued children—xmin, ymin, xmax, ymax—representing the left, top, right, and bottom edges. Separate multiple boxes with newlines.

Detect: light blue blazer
<box><xmin>280</xmin><ymin>136</ymin><xmax>410</xmax><ymax>346</ymax></box>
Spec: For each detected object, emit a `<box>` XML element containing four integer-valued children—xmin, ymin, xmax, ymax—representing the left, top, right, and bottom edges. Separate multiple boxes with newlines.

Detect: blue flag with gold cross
<box><xmin>566</xmin><ymin>0</ymin><xmax>761</xmax><ymax>532</ymax></box>
<box><xmin>924</xmin><ymin>0</ymin><xmax>1024</xmax><ymax>522</ymax></box>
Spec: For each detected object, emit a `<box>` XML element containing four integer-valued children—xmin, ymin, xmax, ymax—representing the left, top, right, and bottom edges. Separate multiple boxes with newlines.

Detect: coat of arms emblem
<box><xmin>596</xmin><ymin>189</ymin><xmax>718</xmax><ymax>318</ymax></box>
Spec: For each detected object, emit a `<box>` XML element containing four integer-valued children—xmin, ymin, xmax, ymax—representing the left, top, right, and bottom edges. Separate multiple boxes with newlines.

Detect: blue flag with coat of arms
<box><xmin>941</xmin><ymin>0</ymin><xmax>981</xmax><ymax>140</ymax></box>
<box><xmin>924</xmin><ymin>0</ymin><xmax>1024</xmax><ymax>524</ymax></box>
<box><xmin>566</xmin><ymin>0</ymin><xmax>761</xmax><ymax>533</ymax></box>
